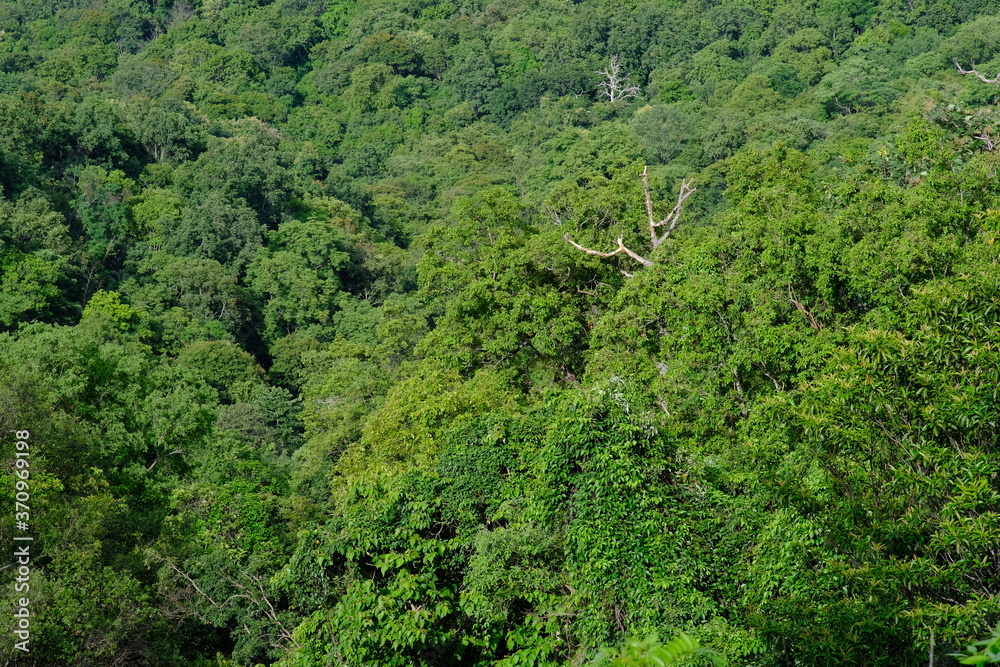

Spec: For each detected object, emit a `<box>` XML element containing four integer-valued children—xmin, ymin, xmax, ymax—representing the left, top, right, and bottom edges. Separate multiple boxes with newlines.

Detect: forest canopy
<box><xmin>3</xmin><ymin>0</ymin><xmax>1000</xmax><ymax>664</ymax></box>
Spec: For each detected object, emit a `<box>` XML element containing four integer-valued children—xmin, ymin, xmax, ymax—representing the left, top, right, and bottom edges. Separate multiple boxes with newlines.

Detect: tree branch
<box><xmin>564</xmin><ymin>234</ymin><xmax>652</xmax><ymax>267</ymax></box>
<box><xmin>166</xmin><ymin>561</ymin><xmax>218</xmax><ymax>607</ymax></box>
<box><xmin>146</xmin><ymin>450</ymin><xmax>184</xmax><ymax>472</ymax></box>
<box><xmin>560</xmin><ymin>167</ymin><xmax>695</xmax><ymax>274</ymax></box>
<box><xmin>788</xmin><ymin>284</ymin><xmax>822</xmax><ymax>331</ymax></box>
<box><xmin>955</xmin><ymin>60</ymin><xmax>1000</xmax><ymax>84</ymax></box>
<box><xmin>643</xmin><ymin>166</ymin><xmax>696</xmax><ymax>248</ymax></box>
<box><xmin>596</xmin><ymin>55</ymin><xmax>641</xmax><ymax>102</ymax></box>
<box><xmin>974</xmin><ymin>132</ymin><xmax>997</xmax><ymax>151</ymax></box>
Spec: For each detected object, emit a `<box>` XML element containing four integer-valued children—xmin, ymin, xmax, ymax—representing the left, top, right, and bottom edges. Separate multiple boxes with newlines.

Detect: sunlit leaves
<box><xmin>747</xmin><ymin>273</ymin><xmax>1000</xmax><ymax>661</ymax></box>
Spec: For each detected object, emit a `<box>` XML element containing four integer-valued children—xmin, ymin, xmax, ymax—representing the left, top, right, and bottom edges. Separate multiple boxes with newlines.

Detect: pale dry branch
<box><xmin>788</xmin><ymin>284</ymin><xmax>822</xmax><ymax>331</ymax></box>
<box><xmin>543</xmin><ymin>203</ymin><xmax>565</xmax><ymax>226</ymax></box>
<box><xmin>596</xmin><ymin>55</ymin><xmax>641</xmax><ymax>103</ymax></box>
<box><xmin>955</xmin><ymin>60</ymin><xmax>1000</xmax><ymax>84</ymax></box>
<box><xmin>251</xmin><ymin>575</ymin><xmax>294</xmax><ymax>643</ymax></box>
<box><xmin>974</xmin><ymin>132</ymin><xmax>997</xmax><ymax>151</ymax></box>
<box><xmin>166</xmin><ymin>561</ymin><xmax>218</xmax><ymax>607</ymax></box>
<box><xmin>146</xmin><ymin>449</ymin><xmax>183</xmax><ymax>472</ymax></box>
<box><xmin>643</xmin><ymin>166</ymin><xmax>696</xmax><ymax>248</ymax></box>
<box><xmin>561</xmin><ymin>166</ymin><xmax>695</xmax><ymax>275</ymax></box>
<box><xmin>564</xmin><ymin>234</ymin><xmax>652</xmax><ymax>267</ymax></box>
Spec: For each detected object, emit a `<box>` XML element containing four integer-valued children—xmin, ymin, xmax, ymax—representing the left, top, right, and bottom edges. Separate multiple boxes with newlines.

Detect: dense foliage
<box><xmin>4</xmin><ymin>0</ymin><xmax>1000</xmax><ymax>663</ymax></box>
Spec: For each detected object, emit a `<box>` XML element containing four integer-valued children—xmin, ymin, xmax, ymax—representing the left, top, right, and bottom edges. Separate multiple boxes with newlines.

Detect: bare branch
<box><xmin>251</xmin><ymin>574</ymin><xmax>294</xmax><ymax>642</ymax></box>
<box><xmin>564</xmin><ymin>234</ymin><xmax>653</xmax><ymax>267</ymax></box>
<box><xmin>616</xmin><ymin>239</ymin><xmax>654</xmax><ymax>266</ymax></box>
<box><xmin>560</xmin><ymin>167</ymin><xmax>696</xmax><ymax>275</ymax></box>
<box><xmin>596</xmin><ymin>55</ymin><xmax>641</xmax><ymax>103</ymax></box>
<box><xmin>166</xmin><ymin>561</ymin><xmax>218</xmax><ymax>607</ymax></box>
<box><xmin>955</xmin><ymin>60</ymin><xmax>1000</xmax><ymax>85</ymax></box>
<box><xmin>146</xmin><ymin>450</ymin><xmax>184</xmax><ymax>472</ymax></box>
<box><xmin>542</xmin><ymin>203</ymin><xmax>564</xmax><ymax>226</ymax></box>
<box><xmin>643</xmin><ymin>166</ymin><xmax>696</xmax><ymax>248</ymax></box>
<box><xmin>974</xmin><ymin>132</ymin><xmax>997</xmax><ymax>151</ymax></box>
<box><xmin>788</xmin><ymin>284</ymin><xmax>822</xmax><ymax>331</ymax></box>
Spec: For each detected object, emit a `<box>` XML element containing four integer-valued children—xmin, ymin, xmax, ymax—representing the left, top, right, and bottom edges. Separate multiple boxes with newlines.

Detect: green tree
<box><xmin>246</xmin><ymin>198</ymin><xmax>354</xmax><ymax>342</ymax></box>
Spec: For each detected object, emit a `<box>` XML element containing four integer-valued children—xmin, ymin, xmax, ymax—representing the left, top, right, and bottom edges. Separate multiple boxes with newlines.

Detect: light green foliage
<box><xmin>338</xmin><ymin>363</ymin><xmax>519</xmax><ymax>480</ymax></box>
<box><xmin>813</xmin><ymin>56</ymin><xmax>898</xmax><ymax>117</ymax></box>
<box><xmin>0</xmin><ymin>191</ymin><xmax>71</xmax><ymax>326</ymax></box>
<box><xmin>0</xmin><ymin>321</ymin><xmax>222</xmax><ymax>664</ymax></box>
<box><xmin>524</xmin><ymin>385</ymin><xmax>726</xmax><ymax>653</ymax></box>
<box><xmin>82</xmin><ymin>290</ymin><xmax>143</xmax><ymax>332</ymax></box>
<box><xmin>0</xmin><ymin>247</ymin><xmax>63</xmax><ymax>326</ymax></box>
<box><xmin>726</xmin><ymin>74</ymin><xmax>783</xmax><ymax>115</ymax></box>
<box><xmin>130</xmin><ymin>187</ymin><xmax>184</xmax><ymax>247</ymax></box>
<box><xmin>955</xmin><ymin>625</ymin><xmax>1000</xmax><ymax>665</ymax></box>
<box><xmin>770</xmin><ymin>28</ymin><xmax>834</xmax><ymax>90</ymax></box>
<box><xmin>343</xmin><ymin>63</ymin><xmax>409</xmax><ymax>114</ymax></box>
<box><xmin>280</xmin><ymin>385</ymin><xmax>730</xmax><ymax>665</ymax></box>
<box><xmin>116</xmin><ymin>94</ymin><xmax>207</xmax><ymax>164</ymax></box>
<box><xmin>744</xmin><ymin>272</ymin><xmax>1000</xmax><ymax>663</ymax></box>
<box><xmin>590</xmin><ymin>633</ymin><xmax>726</xmax><ymax>667</ymax></box>
<box><xmin>588</xmin><ymin>145</ymin><xmax>837</xmax><ymax>457</ymax></box>
<box><xmin>124</xmin><ymin>252</ymin><xmax>249</xmax><ymax>349</ymax></box>
<box><xmin>0</xmin><ymin>191</ymin><xmax>69</xmax><ymax>255</ymax></box>
<box><xmin>938</xmin><ymin>15</ymin><xmax>1000</xmax><ymax>71</ymax></box>
<box><xmin>290</xmin><ymin>295</ymin><xmax>428</xmax><ymax>510</ymax></box>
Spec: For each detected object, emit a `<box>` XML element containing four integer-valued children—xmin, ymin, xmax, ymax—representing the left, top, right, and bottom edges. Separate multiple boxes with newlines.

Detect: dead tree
<box><xmin>596</xmin><ymin>55</ymin><xmax>642</xmax><ymax>103</ymax></box>
<box><xmin>955</xmin><ymin>60</ymin><xmax>1000</xmax><ymax>84</ymax></box>
<box><xmin>643</xmin><ymin>166</ymin><xmax>695</xmax><ymax>250</ymax></box>
<box><xmin>950</xmin><ymin>63</ymin><xmax>1000</xmax><ymax>150</ymax></box>
<box><xmin>563</xmin><ymin>166</ymin><xmax>695</xmax><ymax>275</ymax></box>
